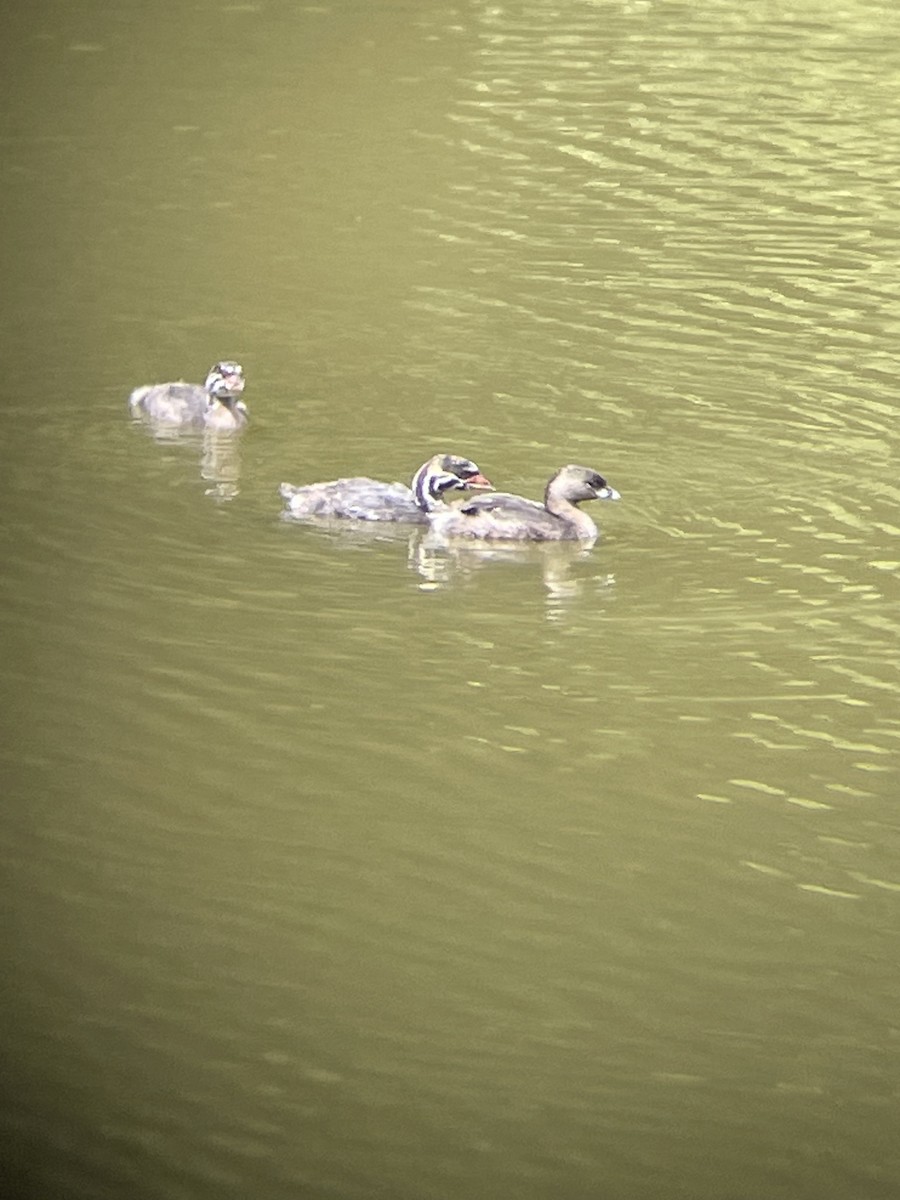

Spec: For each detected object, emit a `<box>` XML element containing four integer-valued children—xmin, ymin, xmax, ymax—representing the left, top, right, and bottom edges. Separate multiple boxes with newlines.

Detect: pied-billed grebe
<box><xmin>128</xmin><ymin>362</ymin><xmax>248</xmax><ymax>431</ymax></box>
<box><xmin>427</xmin><ymin>463</ymin><xmax>619</xmax><ymax>541</ymax></box>
<box><xmin>279</xmin><ymin>454</ymin><xmax>493</xmax><ymax>523</ymax></box>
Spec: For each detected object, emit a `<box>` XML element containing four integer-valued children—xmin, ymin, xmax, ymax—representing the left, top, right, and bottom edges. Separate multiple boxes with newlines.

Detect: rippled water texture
<box><xmin>2</xmin><ymin>2</ymin><xmax>900</xmax><ymax>1198</ymax></box>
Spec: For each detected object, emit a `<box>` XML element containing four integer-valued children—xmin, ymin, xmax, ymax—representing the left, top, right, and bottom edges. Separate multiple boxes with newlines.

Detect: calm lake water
<box><xmin>3</xmin><ymin>2</ymin><xmax>900</xmax><ymax>1198</ymax></box>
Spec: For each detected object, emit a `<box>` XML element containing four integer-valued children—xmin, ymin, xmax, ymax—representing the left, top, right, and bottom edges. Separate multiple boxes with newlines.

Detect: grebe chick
<box><xmin>128</xmin><ymin>361</ymin><xmax>247</xmax><ymax>431</ymax></box>
<box><xmin>279</xmin><ymin>454</ymin><xmax>492</xmax><ymax>524</ymax></box>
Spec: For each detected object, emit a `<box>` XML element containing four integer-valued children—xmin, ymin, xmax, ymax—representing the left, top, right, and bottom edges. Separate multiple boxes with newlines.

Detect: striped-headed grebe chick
<box><xmin>128</xmin><ymin>361</ymin><xmax>247</xmax><ymax>431</ymax></box>
<box><xmin>279</xmin><ymin>454</ymin><xmax>492</xmax><ymax>524</ymax></box>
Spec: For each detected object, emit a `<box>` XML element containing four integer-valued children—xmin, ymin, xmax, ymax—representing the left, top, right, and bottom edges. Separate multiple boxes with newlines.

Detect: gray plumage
<box><xmin>279</xmin><ymin>454</ymin><xmax>492</xmax><ymax>524</ymax></box>
<box><xmin>129</xmin><ymin>361</ymin><xmax>248</xmax><ymax>431</ymax></box>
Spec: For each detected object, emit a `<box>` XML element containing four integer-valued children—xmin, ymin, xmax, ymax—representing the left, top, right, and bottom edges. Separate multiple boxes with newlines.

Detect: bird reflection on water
<box><xmin>410</xmin><ymin>535</ymin><xmax>615</xmax><ymax>618</ymax></box>
<box><xmin>274</xmin><ymin>511</ymin><xmax>615</xmax><ymax>616</ymax></box>
<box><xmin>129</xmin><ymin>423</ymin><xmax>245</xmax><ymax>502</ymax></box>
<box><xmin>200</xmin><ymin>430</ymin><xmax>243</xmax><ymax>502</ymax></box>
